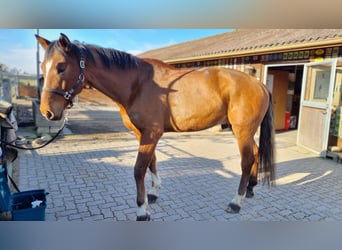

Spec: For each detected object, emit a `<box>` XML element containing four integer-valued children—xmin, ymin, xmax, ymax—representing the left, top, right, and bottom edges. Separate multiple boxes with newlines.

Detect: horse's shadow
<box><xmin>150</xmin><ymin>155</ymin><xmax>342</xmax><ymax>221</ymax></box>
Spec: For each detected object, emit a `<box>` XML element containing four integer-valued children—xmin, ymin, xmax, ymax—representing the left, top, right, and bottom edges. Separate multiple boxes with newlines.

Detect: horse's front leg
<box><xmin>147</xmin><ymin>153</ymin><xmax>162</xmax><ymax>204</ymax></box>
<box><xmin>134</xmin><ymin>131</ymin><xmax>161</xmax><ymax>221</ymax></box>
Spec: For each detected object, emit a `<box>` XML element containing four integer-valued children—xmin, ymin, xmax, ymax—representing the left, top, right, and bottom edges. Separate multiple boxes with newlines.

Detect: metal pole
<box><xmin>36</xmin><ymin>29</ymin><xmax>41</xmax><ymax>100</ymax></box>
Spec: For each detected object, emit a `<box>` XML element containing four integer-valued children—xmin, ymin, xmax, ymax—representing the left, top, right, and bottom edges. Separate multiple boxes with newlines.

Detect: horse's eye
<box><xmin>57</xmin><ymin>63</ymin><xmax>66</xmax><ymax>74</ymax></box>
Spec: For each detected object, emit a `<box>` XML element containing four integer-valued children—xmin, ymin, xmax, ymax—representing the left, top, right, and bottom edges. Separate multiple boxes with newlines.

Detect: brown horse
<box><xmin>36</xmin><ymin>33</ymin><xmax>275</xmax><ymax>221</ymax></box>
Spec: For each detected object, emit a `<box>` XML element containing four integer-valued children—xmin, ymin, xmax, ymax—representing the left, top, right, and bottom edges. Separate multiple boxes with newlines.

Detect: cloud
<box><xmin>0</xmin><ymin>47</ymin><xmax>37</xmax><ymax>74</ymax></box>
<box><xmin>0</xmin><ymin>33</ymin><xmax>175</xmax><ymax>74</ymax></box>
<box><xmin>0</xmin><ymin>39</ymin><xmax>174</xmax><ymax>74</ymax></box>
<box><xmin>127</xmin><ymin>49</ymin><xmax>144</xmax><ymax>56</ymax></box>
<box><xmin>127</xmin><ymin>40</ymin><xmax>176</xmax><ymax>55</ymax></box>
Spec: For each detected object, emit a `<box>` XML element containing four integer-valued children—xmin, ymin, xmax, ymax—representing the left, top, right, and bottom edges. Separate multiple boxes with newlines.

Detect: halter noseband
<box><xmin>43</xmin><ymin>47</ymin><xmax>85</xmax><ymax>108</ymax></box>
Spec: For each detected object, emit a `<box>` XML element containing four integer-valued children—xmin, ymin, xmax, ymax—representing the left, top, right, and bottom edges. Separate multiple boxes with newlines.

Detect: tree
<box><xmin>0</xmin><ymin>63</ymin><xmax>9</xmax><ymax>72</ymax></box>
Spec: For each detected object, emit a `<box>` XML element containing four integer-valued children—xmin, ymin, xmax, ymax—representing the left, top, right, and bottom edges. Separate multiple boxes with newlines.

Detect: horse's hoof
<box><xmin>136</xmin><ymin>214</ymin><xmax>151</xmax><ymax>221</ymax></box>
<box><xmin>226</xmin><ymin>203</ymin><xmax>241</xmax><ymax>213</ymax></box>
<box><xmin>147</xmin><ymin>194</ymin><xmax>158</xmax><ymax>204</ymax></box>
<box><xmin>246</xmin><ymin>189</ymin><xmax>254</xmax><ymax>198</ymax></box>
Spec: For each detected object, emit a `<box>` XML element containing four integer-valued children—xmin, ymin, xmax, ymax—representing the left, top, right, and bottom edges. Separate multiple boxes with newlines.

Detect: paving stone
<box><xmin>13</xmin><ymin>103</ymin><xmax>342</xmax><ymax>222</ymax></box>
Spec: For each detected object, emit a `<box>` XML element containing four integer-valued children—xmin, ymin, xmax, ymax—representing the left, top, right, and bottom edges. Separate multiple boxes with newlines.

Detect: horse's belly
<box><xmin>167</xmin><ymin>103</ymin><xmax>226</xmax><ymax>132</ymax></box>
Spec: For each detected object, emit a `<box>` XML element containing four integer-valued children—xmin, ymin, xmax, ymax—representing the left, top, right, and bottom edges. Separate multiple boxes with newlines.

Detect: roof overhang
<box><xmin>164</xmin><ymin>38</ymin><xmax>342</xmax><ymax>64</ymax></box>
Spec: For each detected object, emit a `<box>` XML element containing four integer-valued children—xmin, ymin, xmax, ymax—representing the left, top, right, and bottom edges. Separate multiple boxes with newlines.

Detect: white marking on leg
<box><xmin>148</xmin><ymin>173</ymin><xmax>161</xmax><ymax>197</ymax></box>
<box><xmin>231</xmin><ymin>192</ymin><xmax>246</xmax><ymax>207</ymax></box>
<box><xmin>137</xmin><ymin>196</ymin><xmax>150</xmax><ymax>217</ymax></box>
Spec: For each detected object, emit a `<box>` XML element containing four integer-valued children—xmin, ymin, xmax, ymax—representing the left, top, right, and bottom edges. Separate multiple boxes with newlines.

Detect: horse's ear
<box><xmin>57</xmin><ymin>33</ymin><xmax>71</xmax><ymax>52</ymax></box>
<box><xmin>35</xmin><ymin>35</ymin><xmax>50</xmax><ymax>50</ymax></box>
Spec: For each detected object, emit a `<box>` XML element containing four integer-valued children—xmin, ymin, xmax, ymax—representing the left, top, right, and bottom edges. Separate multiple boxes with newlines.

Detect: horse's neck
<box><xmin>85</xmin><ymin>65</ymin><xmax>136</xmax><ymax>107</ymax></box>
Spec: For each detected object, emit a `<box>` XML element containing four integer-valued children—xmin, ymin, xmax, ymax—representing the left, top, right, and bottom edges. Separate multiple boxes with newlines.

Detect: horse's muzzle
<box><xmin>41</xmin><ymin>108</ymin><xmax>62</xmax><ymax>121</ymax></box>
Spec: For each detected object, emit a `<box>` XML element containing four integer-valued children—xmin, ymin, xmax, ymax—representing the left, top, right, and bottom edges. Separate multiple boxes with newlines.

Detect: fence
<box><xmin>0</xmin><ymin>72</ymin><xmax>38</xmax><ymax>103</ymax></box>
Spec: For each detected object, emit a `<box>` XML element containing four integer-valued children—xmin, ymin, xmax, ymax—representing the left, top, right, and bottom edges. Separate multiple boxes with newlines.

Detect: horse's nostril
<box><xmin>46</xmin><ymin>111</ymin><xmax>53</xmax><ymax>120</ymax></box>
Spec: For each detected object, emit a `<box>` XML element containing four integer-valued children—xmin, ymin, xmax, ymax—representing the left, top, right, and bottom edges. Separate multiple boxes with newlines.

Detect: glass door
<box><xmin>297</xmin><ymin>59</ymin><xmax>337</xmax><ymax>156</ymax></box>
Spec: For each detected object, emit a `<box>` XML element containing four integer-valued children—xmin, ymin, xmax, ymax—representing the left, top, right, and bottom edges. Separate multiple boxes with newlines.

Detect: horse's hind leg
<box><xmin>147</xmin><ymin>152</ymin><xmax>162</xmax><ymax>204</ymax></box>
<box><xmin>246</xmin><ymin>142</ymin><xmax>259</xmax><ymax>198</ymax></box>
<box><xmin>226</xmin><ymin>128</ymin><xmax>256</xmax><ymax>213</ymax></box>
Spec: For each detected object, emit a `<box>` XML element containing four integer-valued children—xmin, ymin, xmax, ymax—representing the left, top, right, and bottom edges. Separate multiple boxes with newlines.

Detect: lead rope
<box><xmin>7</xmin><ymin>173</ymin><xmax>20</xmax><ymax>192</ymax></box>
<box><xmin>4</xmin><ymin>120</ymin><xmax>65</xmax><ymax>192</ymax></box>
<box><xmin>1</xmin><ymin>116</ymin><xmax>67</xmax><ymax>193</ymax></box>
<box><xmin>3</xmin><ymin>117</ymin><xmax>67</xmax><ymax>151</ymax></box>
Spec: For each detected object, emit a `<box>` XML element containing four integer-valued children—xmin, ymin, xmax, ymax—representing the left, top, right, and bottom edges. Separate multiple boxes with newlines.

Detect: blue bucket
<box><xmin>1</xmin><ymin>168</ymin><xmax>47</xmax><ymax>221</ymax></box>
<box><xmin>11</xmin><ymin>189</ymin><xmax>47</xmax><ymax>221</ymax></box>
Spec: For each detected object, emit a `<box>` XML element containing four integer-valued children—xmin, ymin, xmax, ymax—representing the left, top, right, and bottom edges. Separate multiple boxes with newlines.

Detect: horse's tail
<box><xmin>258</xmin><ymin>92</ymin><xmax>276</xmax><ymax>185</ymax></box>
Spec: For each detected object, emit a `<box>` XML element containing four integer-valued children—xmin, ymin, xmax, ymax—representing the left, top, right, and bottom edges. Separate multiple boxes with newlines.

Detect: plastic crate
<box><xmin>1</xmin><ymin>168</ymin><xmax>47</xmax><ymax>221</ymax></box>
<box><xmin>11</xmin><ymin>189</ymin><xmax>47</xmax><ymax>221</ymax></box>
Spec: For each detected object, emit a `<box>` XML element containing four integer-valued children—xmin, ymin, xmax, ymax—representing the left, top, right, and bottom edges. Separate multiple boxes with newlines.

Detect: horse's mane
<box><xmin>78</xmin><ymin>42</ymin><xmax>139</xmax><ymax>70</ymax></box>
<box><xmin>46</xmin><ymin>40</ymin><xmax>139</xmax><ymax>70</ymax></box>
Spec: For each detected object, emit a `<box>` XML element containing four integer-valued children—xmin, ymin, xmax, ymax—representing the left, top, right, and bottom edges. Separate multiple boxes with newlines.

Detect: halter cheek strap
<box><xmin>43</xmin><ymin>51</ymin><xmax>86</xmax><ymax>109</ymax></box>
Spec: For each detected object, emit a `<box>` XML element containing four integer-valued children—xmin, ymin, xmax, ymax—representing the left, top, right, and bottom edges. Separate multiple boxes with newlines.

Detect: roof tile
<box><xmin>139</xmin><ymin>29</ymin><xmax>342</xmax><ymax>61</ymax></box>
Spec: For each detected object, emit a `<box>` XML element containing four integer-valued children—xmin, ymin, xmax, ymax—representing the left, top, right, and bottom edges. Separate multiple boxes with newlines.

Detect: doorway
<box><xmin>264</xmin><ymin>64</ymin><xmax>304</xmax><ymax>131</ymax></box>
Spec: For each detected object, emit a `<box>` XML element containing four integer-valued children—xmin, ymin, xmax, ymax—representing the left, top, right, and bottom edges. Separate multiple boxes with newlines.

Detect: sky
<box><xmin>0</xmin><ymin>29</ymin><xmax>231</xmax><ymax>75</ymax></box>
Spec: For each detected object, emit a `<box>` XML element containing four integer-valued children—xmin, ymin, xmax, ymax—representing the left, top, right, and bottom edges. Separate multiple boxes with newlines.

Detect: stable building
<box><xmin>139</xmin><ymin>29</ymin><xmax>342</xmax><ymax>157</ymax></box>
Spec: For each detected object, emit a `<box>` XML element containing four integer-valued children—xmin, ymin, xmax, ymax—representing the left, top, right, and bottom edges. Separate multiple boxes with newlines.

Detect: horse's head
<box><xmin>36</xmin><ymin>33</ymin><xmax>85</xmax><ymax>120</ymax></box>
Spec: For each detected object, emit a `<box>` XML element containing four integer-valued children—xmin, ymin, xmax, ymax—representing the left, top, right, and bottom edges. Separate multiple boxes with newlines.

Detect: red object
<box><xmin>284</xmin><ymin>112</ymin><xmax>290</xmax><ymax>130</ymax></box>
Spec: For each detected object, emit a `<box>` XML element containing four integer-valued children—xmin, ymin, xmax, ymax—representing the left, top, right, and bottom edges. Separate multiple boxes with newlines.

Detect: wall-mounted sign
<box><xmin>172</xmin><ymin>46</ymin><xmax>341</xmax><ymax>69</ymax></box>
<box><xmin>287</xmin><ymin>52</ymin><xmax>293</xmax><ymax>60</ymax></box>
<box><xmin>332</xmin><ymin>47</ymin><xmax>339</xmax><ymax>58</ymax></box>
<box><xmin>304</xmin><ymin>51</ymin><xmax>310</xmax><ymax>59</ymax></box>
<box><xmin>293</xmin><ymin>51</ymin><xmax>299</xmax><ymax>59</ymax></box>
<box><xmin>315</xmin><ymin>49</ymin><xmax>325</xmax><ymax>56</ymax></box>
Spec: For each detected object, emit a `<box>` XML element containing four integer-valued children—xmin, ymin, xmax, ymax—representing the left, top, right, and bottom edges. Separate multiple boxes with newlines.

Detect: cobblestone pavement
<box><xmin>15</xmin><ymin>102</ymin><xmax>342</xmax><ymax>221</ymax></box>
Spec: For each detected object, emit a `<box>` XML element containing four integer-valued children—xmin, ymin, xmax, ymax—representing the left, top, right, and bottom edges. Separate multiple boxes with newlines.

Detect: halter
<box><xmin>43</xmin><ymin>47</ymin><xmax>85</xmax><ymax>108</ymax></box>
